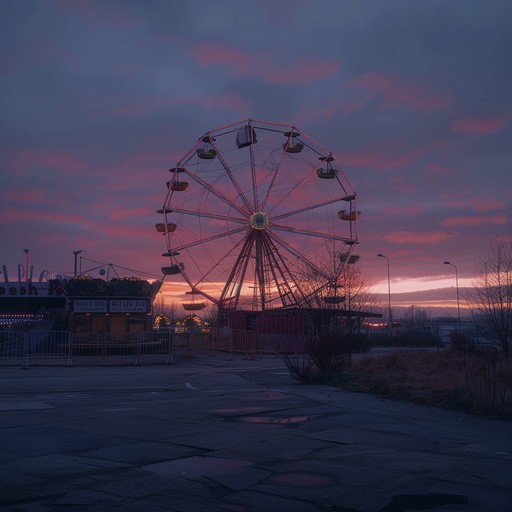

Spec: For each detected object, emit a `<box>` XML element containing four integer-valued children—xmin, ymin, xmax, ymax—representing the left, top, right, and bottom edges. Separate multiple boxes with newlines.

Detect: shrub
<box><xmin>309</xmin><ymin>333</ymin><xmax>353</xmax><ymax>373</ymax></box>
<box><xmin>461</xmin><ymin>348</ymin><xmax>512</xmax><ymax>415</ymax></box>
<box><xmin>283</xmin><ymin>353</ymin><xmax>314</xmax><ymax>383</ymax></box>
<box><xmin>450</xmin><ymin>331</ymin><xmax>474</xmax><ymax>353</ymax></box>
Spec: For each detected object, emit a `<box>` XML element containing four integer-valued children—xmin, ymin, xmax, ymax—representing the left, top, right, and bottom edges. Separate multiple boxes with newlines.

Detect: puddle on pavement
<box><xmin>237</xmin><ymin>414</ymin><xmax>319</xmax><ymax>424</ymax></box>
<box><xmin>269</xmin><ymin>472</ymin><xmax>338</xmax><ymax>487</ymax></box>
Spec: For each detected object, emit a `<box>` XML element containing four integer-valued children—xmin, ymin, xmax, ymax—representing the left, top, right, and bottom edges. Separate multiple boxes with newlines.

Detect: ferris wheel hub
<box><xmin>251</xmin><ymin>212</ymin><xmax>269</xmax><ymax>230</ymax></box>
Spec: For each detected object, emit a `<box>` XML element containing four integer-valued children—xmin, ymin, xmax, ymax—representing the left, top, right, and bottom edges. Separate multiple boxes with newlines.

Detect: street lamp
<box><xmin>73</xmin><ymin>250</ymin><xmax>82</xmax><ymax>277</ymax></box>
<box><xmin>377</xmin><ymin>253</ymin><xmax>392</xmax><ymax>337</ymax></box>
<box><xmin>23</xmin><ymin>249</ymin><xmax>29</xmax><ymax>282</ymax></box>
<box><xmin>444</xmin><ymin>261</ymin><xmax>461</xmax><ymax>332</ymax></box>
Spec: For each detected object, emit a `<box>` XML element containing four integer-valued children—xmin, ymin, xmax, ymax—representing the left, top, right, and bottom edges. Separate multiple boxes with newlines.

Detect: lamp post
<box><xmin>73</xmin><ymin>250</ymin><xmax>82</xmax><ymax>277</ymax></box>
<box><xmin>23</xmin><ymin>249</ymin><xmax>29</xmax><ymax>282</ymax></box>
<box><xmin>444</xmin><ymin>261</ymin><xmax>461</xmax><ymax>332</ymax></box>
<box><xmin>377</xmin><ymin>253</ymin><xmax>392</xmax><ymax>337</ymax></box>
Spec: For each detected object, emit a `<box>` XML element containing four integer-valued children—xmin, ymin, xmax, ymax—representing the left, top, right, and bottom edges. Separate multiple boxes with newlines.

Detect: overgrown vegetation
<box><xmin>284</xmin><ymin>333</ymin><xmax>512</xmax><ymax>419</ymax></box>
<box><xmin>283</xmin><ymin>333</ymin><xmax>361</xmax><ymax>384</ymax></box>
<box><xmin>343</xmin><ymin>347</ymin><xmax>512</xmax><ymax>418</ymax></box>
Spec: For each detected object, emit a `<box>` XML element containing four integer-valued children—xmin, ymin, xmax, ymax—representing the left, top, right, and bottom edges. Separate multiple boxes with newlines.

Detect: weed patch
<box><xmin>338</xmin><ymin>350</ymin><xmax>511</xmax><ymax>418</ymax></box>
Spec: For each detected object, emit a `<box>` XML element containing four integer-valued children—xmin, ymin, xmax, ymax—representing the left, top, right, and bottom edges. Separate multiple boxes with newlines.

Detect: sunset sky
<box><xmin>1</xmin><ymin>0</ymin><xmax>511</xmax><ymax>314</ymax></box>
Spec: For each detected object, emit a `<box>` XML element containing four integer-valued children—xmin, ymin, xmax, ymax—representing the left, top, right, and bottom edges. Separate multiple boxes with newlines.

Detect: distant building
<box><xmin>430</xmin><ymin>318</ymin><xmax>488</xmax><ymax>345</ymax></box>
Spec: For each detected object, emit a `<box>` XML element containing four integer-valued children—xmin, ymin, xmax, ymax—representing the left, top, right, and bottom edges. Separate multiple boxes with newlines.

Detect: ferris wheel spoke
<box><xmin>260</xmin><ymin>233</ymin><xmax>310</xmax><ymax>308</ymax></box>
<box><xmin>266</xmin><ymin>167</ymin><xmax>312</xmax><ymax>217</ymax></box>
<box><xmin>249</xmin><ymin>142</ymin><xmax>259</xmax><ymax>210</ymax></box>
<box><xmin>181</xmin><ymin>166</ymin><xmax>250</xmax><ymax>217</ymax></box>
<box><xmin>271</xmin><ymin>223</ymin><xmax>353</xmax><ymax>243</ymax></box>
<box><xmin>272</xmin><ymin>194</ymin><xmax>355</xmax><ymax>222</ymax></box>
<box><xmin>190</xmin><ymin>231</ymin><xmax>249</xmax><ymax>292</ymax></box>
<box><xmin>219</xmin><ymin>231</ymin><xmax>255</xmax><ymax>308</ymax></box>
<box><xmin>210</xmin><ymin>140</ymin><xmax>254</xmax><ymax>212</ymax></box>
<box><xmin>177</xmin><ymin>266</ymin><xmax>220</xmax><ymax>306</ymax></box>
<box><xmin>171</xmin><ymin>225</ymin><xmax>248</xmax><ymax>253</ymax></box>
<box><xmin>261</xmin><ymin>141</ymin><xmax>288</xmax><ymax>212</ymax></box>
<box><xmin>267</xmin><ymin>230</ymin><xmax>331</xmax><ymax>281</ymax></box>
<box><xmin>169</xmin><ymin>207</ymin><xmax>247</xmax><ymax>225</ymax></box>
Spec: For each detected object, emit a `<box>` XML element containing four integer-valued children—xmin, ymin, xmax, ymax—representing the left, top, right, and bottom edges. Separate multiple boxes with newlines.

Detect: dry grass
<box><xmin>342</xmin><ymin>349</ymin><xmax>512</xmax><ymax>419</ymax></box>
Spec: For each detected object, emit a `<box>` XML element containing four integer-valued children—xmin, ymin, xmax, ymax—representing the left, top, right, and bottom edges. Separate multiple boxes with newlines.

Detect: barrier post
<box><xmin>22</xmin><ymin>332</ymin><xmax>29</xmax><ymax>369</ymax></box>
<box><xmin>168</xmin><ymin>329</ymin><xmax>175</xmax><ymax>364</ymax></box>
<box><xmin>135</xmin><ymin>331</ymin><xmax>141</xmax><ymax>366</ymax></box>
<box><xmin>67</xmin><ymin>331</ymin><xmax>73</xmax><ymax>366</ymax></box>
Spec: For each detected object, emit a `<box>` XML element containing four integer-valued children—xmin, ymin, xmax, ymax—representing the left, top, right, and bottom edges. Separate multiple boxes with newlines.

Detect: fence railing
<box><xmin>0</xmin><ymin>328</ymin><xmax>312</xmax><ymax>366</ymax></box>
<box><xmin>0</xmin><ymin>330</ymin><xmax>174</xmax><ymax>367</ymax></box>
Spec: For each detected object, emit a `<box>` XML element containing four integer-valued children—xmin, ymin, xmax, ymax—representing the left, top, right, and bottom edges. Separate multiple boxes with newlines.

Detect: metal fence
<box><xmin>0</xmin><ymin>328</ymin><xmax>311</xmax><ymax>366</ymax></box>
<box><xmin>0</xmin><ymin>330</ymin><xmax>174</xmax><ymax>367</ymax></box>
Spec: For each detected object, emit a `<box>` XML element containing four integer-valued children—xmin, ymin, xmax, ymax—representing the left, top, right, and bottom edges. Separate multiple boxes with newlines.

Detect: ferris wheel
<box><xmin>156</xmin><ymin>119</ymin><xmax>359</xmax><ymax>311</ymax></box>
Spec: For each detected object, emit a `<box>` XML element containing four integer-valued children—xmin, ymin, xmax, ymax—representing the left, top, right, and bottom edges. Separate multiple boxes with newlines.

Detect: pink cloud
<box><xmin>3</xmin><ymin>189</ymin><xmax>47</xmax><ymax>204</ymax></box>
<box><xmin>438</xmin><ymin>193</ymin><xmax>507</xmax><ymax>212</ymax></box>
<box><xmin>441</xmin><ymin>213</ymin><xmax>509</xmax><ymax>227</ymax></box>
<box><xmin>388</xmin><ymin>175</ymin><xmax>416</xmax><ymax>193</ymax></box>
<box><xmin>451</xmin><ymin>114</ymin><xmax>510</xmax><ymax>135</ymax></box>
<box><xmin>380</xmin><ymin>145</ymin><xmax>431</xmax><ymax>171</ymax></box>
<box><xmin>262</xmin><ymin>56</ymin><xmax>341</xmax><ymax>85</ymax></box>
<box><xmin>423</xmin><ymin>163</ymin><xmax>451</xmax><ymax>184</ymax></box>
<box><xmin>109</xmin><ymin>207</ymin><xmax>149</xmax><ymax>221</ymax></box>
<box><xmin>347</xmin><ymin>72</ymin><xmax>450</xmax><ymax>113</ymax></box>
<box><xmin>472</xmin><ymin>198</ymin><xmax>506</xmax><ymax>212</ymax></box>
<box><xmin>342</xmin><ymin>140</ymin><xmax>443</xmax><ymax>171</ymax></box>
<box><xmin>187</xmin><ymin>42</ymin><xmax>340</xmax><ymax>85</ymax></box>
<box><xmin>340</xmin><ymin>151</ymin><xmax>380</xmax><ymax>169</ymax></box>
<box><xmin>384</xmin><ymin>231</ymin><xmax>452</xmax><ymax>244</ymax></box>
<box><xmin>0</xmin><ymin>205</ymin><xmax>149</xmax><ymax>239</ymax></box>
<box><xmin>8</xmin><ymin>149</ymin><xmax>85</xmax><ymax>177</ymax></box>
<box><xmin>189</xmin><ymin>43</ymin><xmax>252</xmax><ymax>73</ymax></box>
<box><xmin>383</xmin><ymin>205</ymin><xmax>423</xmax><ymax>215</ymax></box>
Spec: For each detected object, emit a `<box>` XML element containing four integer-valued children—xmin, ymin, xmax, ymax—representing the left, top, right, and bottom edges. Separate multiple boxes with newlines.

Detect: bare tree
<box><xmin>341</xmin><ymin>261</ymin><xmax>379</xmax><ymax>336</ymax></box>
<box><xmin>299</xmin><ymin>247</ymin><xmax>378</xmax><ymax>337</ymax></box>
<box><xmin>468</xmin><ymin>239</ymin><xmax>512</xmax><ymax>358</ymax></box>
<box><xmin>402</xmin><ymin>306</ymin><xmax>431</xmax><ymax>331</ymax></box>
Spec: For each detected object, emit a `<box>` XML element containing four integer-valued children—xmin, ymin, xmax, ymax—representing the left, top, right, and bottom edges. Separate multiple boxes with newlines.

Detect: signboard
<box><xmin>0</xmin><ymin>280</ymin><xmax>66</xmax><ymax>298</ymax></box>
<box><xmin>71</xmin><ymin>298</ymin><xmax>150</xmax><ymax>313</ymax></box>
<box><xmin>110</xmin><ymin>300</ymin><xmax>148</xmax><ymax>313</ymax></box>
<box><xmin>73</xmin><ymin>299</ymin><xmax>108</xmax><ymax>313</ymax></box>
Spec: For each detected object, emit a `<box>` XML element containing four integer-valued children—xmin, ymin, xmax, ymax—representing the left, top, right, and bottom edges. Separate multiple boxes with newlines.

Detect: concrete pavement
<box><xmin>0</xmin><ymin>353</ymin><xmax>511</xmax><ymax>511</ymax></box>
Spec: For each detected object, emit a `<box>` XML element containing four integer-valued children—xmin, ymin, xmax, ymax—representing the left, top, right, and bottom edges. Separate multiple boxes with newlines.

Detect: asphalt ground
<box><xmin>0</xmin><ymin>352</ymin><xmax>511</xmax><ymax>511</ymax></box>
